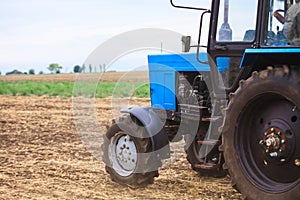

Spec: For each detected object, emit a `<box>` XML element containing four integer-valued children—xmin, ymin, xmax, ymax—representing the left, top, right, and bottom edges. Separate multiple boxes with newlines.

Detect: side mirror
<box><xmin>181</xmin><ymin>35</ymin><xmax>191</xmax><ymax>52</ymax></box>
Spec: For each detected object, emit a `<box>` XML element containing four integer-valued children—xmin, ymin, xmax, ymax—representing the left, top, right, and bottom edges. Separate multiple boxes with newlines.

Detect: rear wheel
<box><xmin>102</xmin><ymin>115</ymin><xmax>161</xmax><ymax>187</ymax></box>
<box><xmin>223</xmin><ymin>67</ymin><xmax>300</xmax><ymax>199</ymax></box>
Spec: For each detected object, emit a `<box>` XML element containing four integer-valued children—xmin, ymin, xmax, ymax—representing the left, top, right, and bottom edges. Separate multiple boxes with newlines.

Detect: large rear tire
<box><xmin>223</xmin><ymin>67</ymin><xmax>300</xmax><ymax>200</ymax></box>
<box><xmin>102</xmin><ymin>114</ymin><xmax>161</xmax><ymax>188</ymax></box>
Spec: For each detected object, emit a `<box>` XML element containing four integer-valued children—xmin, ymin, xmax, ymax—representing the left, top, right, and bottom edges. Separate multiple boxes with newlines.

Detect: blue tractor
<box><xmin>103</xmin><ymin>0</ymin><xmax>300</xmax><ymax>199</ymax></box>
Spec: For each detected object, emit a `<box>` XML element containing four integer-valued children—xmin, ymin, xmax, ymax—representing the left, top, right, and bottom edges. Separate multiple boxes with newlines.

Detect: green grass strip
<box><xmin>0</xmin><ymin>81</ymin><xmax>150</xmax><ymax>98</ymax></box>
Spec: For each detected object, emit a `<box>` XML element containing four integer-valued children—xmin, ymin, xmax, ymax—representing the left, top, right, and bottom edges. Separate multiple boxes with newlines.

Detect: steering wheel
<box><xmin>273</xmin><ymin>9</ymin><xmax>286</xmax><ymax>24</ymax></box>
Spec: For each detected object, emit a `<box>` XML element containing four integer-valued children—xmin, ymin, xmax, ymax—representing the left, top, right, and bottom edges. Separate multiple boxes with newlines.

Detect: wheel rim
<box><xmin>108</xmin><ymin>132</ymin><xmax>138</xmax><ymax>177</ymax></box>
<box><xmin>236</xmin><ymin>93</ymin><xmax>300</xmax><ymax>192</ymax></box>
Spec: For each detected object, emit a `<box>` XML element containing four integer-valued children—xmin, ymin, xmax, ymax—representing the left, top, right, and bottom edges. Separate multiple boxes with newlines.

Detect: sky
<box><xmin>0</xmin><ymin>0</ymin><xmax>205</xmax><ymax>74</ymax></box>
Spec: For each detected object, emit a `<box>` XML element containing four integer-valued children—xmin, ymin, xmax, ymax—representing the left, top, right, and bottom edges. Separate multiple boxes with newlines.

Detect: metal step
<box><xmin>201</xmin><ymin>116</ymin><xmax>222</xmax><ymax>122</ymax></box>
<box><xmin>194</xmin><ymin>163</ymin><xmax>219</xmax><ymax>170</ymax></box>
<box><xmin>197</xmin><ymin>139</ymin><xmax>221</xmax><ymax>146</ymax></box>
<box><xmin>179</xmin><ymin>104</ymin><xmax>208</xmax><ymax>110</ymax></box>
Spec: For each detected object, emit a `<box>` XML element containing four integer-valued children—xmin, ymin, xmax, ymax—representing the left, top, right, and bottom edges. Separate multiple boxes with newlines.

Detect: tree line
<box><xmin>73</xmin><ymin>64</ymin><xmax>107</xmax><ymax>73</ymax></box>
<box><xmin>3</xmin><ymin>63</ymin><xmax>107</xmax><ymax>75</ymax></box>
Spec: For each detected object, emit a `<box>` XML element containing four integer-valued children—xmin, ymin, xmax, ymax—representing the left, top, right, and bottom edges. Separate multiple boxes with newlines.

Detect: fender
<box><xmin>120</xmin><ymin>106</ymin><xmax>170</xmax><ymax>159</ymax></box>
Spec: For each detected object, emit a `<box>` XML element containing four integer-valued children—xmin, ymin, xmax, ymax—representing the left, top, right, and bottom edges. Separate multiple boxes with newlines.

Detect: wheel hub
<box><xmin>117</xmin><ymin>140</ymin><xmax>134</xmax><ymax>162</ymax></box>
<box><xmin>109</xmin><ymin>133</ymin><xmax>138</xmax><ymax>176</ymax></box>
<box><xmin>116</xmin><ymin>135</ymin><xmax>137</xmax><ymax>171</ymax></box>
<box><xmin>260</xmin><ymin>127</ymin><xmax>286</xmax><ymax>159</ymax></box>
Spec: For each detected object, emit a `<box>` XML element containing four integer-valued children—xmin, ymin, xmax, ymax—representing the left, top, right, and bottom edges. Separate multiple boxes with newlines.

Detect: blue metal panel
<box><xmin>148</xmin><ymin>53</ymin><xmax>229</xmax><ymax>72</ymax></box>
<box><xmin>149</xmin><ymin>71</ymin><xmax>176</xmax><ymax>110</ymax></box>
<box><xmin>244</xmin><ymin>48</ymin><xmax>300</xmax><ymax>53</ymax></box>
<box><xmin>148</xmin><ymin>53</ymin><xmax>229</xmax><ymax>111</ymax></box>
<box><xmin>240</xmin><ymin>48</ymin><xmax>300</xmax><ymax>67</ymax></box>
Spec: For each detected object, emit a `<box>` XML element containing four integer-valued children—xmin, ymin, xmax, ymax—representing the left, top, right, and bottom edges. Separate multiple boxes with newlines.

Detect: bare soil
<box><xmin>0</xmin><ymin>95</ymin><xmax>241</xmax><ymax>199</ymax></box>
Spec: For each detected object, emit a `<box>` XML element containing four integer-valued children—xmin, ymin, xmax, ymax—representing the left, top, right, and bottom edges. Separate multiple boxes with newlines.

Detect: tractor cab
<box><xmin>176</xmin><ymin>0</ymin><xmax>300</xmax><ymax>89</ymax></box>
<box><xmin>208</xmin><ymin>0</ymin><xmax>300</xmax><ymax>56</ymax></box>
<box><xmin>209</xmin><ymin>0</ymin><xmax>300</xmax><ymax>88</ymax></box>
<box><xmin>211</xmin><ymin>0</ymin><xmax>300</xmax><ymax>46</ymax></box>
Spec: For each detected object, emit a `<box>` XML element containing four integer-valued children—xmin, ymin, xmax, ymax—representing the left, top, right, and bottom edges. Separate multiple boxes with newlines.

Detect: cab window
<box><xmin>217</xmin><ymin>0</ymin><xmax>258</xmax><ymax>42</ymax></box>
<box><xmin>265</xmin><ymin>0</ymin><xmax>300</xmax><ymax>46</ymax></box>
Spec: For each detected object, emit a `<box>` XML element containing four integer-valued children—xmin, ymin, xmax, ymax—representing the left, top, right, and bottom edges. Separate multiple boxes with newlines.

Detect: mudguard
<box><xmin>120</xmin><ymin>106</ymin><xmax>170</xmax><ymax>159</ymax></box>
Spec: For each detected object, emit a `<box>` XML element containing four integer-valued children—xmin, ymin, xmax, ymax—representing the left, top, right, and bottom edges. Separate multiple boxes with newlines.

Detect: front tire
<box><xmin>223</xmin><ymin>67</ymin><xmax>300</xmax><ymax>200</ymax></box>
<box><xmin>102</xmin><ymin>114</ymin><xmax>161</xmax><ymax>188</ymax></box>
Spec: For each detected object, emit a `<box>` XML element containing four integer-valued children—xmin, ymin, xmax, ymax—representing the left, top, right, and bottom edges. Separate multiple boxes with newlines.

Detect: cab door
<box><xmin>207</xmin><ymin>0</ymin><xmax>260</xmax><ymax>88</ymax></box>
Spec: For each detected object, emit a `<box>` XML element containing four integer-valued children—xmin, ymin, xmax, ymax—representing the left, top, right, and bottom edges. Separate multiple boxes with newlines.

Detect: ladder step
<box><xmin>197</xmin><ymin>139</ymin><xmax>221</xmax><ymax>146</ymax></box>
<box><xmin>201</xmin><ymin>116</ymin><xmax>222</xmax><ymax>122</ymax></box>
<box><xmin>194</xmin><ymin>163</ymin><xmax>219</xmax><ymax>170</ymax></box>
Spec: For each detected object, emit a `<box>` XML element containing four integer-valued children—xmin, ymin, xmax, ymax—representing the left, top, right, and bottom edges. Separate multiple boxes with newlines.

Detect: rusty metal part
<box><xmin>259</xmin><ymin>127</ymin><xmax>286</xmax><ymax>158</ymax></box>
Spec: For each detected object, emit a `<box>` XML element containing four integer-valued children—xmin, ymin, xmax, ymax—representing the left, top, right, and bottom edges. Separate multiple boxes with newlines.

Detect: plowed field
<box><xmin>0</xmin><ymin>95</ymin><xmax>241</xmax><ymax>199</ymax></box>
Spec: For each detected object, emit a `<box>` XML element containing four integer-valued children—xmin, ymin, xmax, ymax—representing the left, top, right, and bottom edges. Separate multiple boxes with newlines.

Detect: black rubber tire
<box><xmin>102</xmin><ymin>114</ymin><xmax>161</xmax><ymax>188</ymax></box>
<box><xmin>223</xmin><ymin>67</ymin><xmax>300</xmax><ymax>200</ymax></box>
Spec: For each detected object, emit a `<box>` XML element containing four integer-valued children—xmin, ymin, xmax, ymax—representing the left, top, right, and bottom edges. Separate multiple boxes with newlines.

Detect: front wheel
<box><xmin>102</xmin><ymin>115</ymin><xmax>161</xmax><ymax>188</ymax></box>
<box><xmin>223</xmin><ymin>67</ymin><xmax>300</xmax><ymax>200</ymax></box>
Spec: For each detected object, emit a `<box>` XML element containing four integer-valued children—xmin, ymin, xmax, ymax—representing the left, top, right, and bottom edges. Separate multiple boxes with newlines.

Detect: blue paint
<box><xmin>148</xmin><ymin>53</ymin><xmax>229</xmax><ymax>110</ymax></box>
<box><xmin>244</xmin><ymin>48</ymin><xmax>300</xmax><ymax>54</ymax></box>
<box><xmin>240</xmin><ymin>48</ymin><xmax>300</xmax><ymax>67</ymax></box>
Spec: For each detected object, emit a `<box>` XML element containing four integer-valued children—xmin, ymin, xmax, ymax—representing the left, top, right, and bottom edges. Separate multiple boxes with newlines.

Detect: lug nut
<box><xmin>269</xmin><ymin>152</ymin><xmax>278</xmax><ymax>157</ymax></box>
<box><xmin>259</xmin><ymin>140</ymin><xmax>264</xmax><ymax>145</ymax></box>
<box><xmin>295</xmin><ymin>159</ymin><xmax>300</xmax><ymax>167</ymax></box>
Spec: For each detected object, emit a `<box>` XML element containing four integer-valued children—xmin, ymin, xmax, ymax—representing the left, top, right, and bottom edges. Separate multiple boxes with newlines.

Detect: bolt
<box><xmin>259</xmin><ymin>140</ymin><xmax>264</xmax><ymax>145</ymax></box>
<box><xmin>263</xmin><ymin>160</ymin><xmax>268</xmax><ymax>165</ymax></box>
<box><xmin>281</xmin><ymin>139</ymin><xmax>285</xmax><ymax>144</ymax></box>
<box><xmin>271</xmin><ymin>128</ymin><xmax>274</xmax><ymax>132</ymax></box>
<box><xmin>264</xmin><ymin>132</ymin><xmax>268</xmax><ymax>136</ymax></box>
<box><xmin>269</xmin><ymin>152</ymin><xmax>278</xmax><ymax>157</ymax></box>
<box><xmin>295</xmin><ymin>159</ymin><xmax>300</xmax><ymax>167</ymax></box>
<box><xmin>280</xmin><ymin>159</ymin><xmax>286</xmax><ymax>162</ymax></box>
